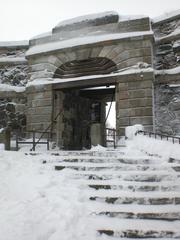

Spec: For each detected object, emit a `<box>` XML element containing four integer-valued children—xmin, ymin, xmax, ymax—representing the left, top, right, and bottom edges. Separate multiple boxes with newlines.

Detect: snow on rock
<box><xmin>0</xmin><ymin>84</ymin><xmax>25</xmax><ymax>92</ymax></box>
<box><xmin>125</xmin><ymin>124</ymin><xmax>144</xmax><ymax>140</ymax></box>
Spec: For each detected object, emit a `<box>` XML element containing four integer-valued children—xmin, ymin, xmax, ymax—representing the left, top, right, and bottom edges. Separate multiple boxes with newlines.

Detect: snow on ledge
<box><xmin>55</xmin><ymin>11</ymin><xmax>118</xmax><ymax>28</ymax></box>
<box><xmin>0</xmin><ymin>84</ymin><xmax>25</xmax><ymax>93</ymax></box>
<box><xmin>152</xmin><ymin>9</ymin><xmax>180</xmax><ymax>24</ymax></box>
<box><xmin>0</xmin><ymin>40</ymin><xmax>29</xmax><ymax>48</ymax></box>
<box><xmin>155</xmin><ymin>66</ymin><xmax>180</xmax><ymax>75</ymax></box>
<box><xmin>26</xmin><ymin>31</ymin><xmax>153</xmax><ymax>57</ymax></box>
<box><xmin>26</xmin><ymin>65</ymin><xmax>154</xmax><ymax>88</ymax></box>
<box><xmin>119</xmin><ymin>15</ymin><xmax>148</xmax><ymax>22</ymax></box>
<box><xmin>0</xmin><ymin>57</ymin><xmax>27</xmax><ymax>64</ymax></box>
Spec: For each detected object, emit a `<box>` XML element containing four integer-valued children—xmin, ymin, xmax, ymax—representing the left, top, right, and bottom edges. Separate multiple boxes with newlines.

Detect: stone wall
<box><xmin>116</xmin><ymin>72</ymin><xmax>154</xmax><ymax>136</ymax></box>
<box><xmin>0</xmin><ymin>42</ymin><xmax>28</xmax><ymax>133</ymax></box>
<box><xmin>155</xmin><ymin>84</ymin><xmax>180</xmax><ymax>136</ymax></box>
<box><xmin>0</xmin><ymin>97</ymin><xmax>26</xmax><ymax>132</ymax></box>
<box><xmin>0</xmin><ymin>43</ymin><xmax>28</xmax><ymax>86</ymax></box>
<box><xmin>26</xmin><ymin>84</ymin><xmax>53</xmax><ymax>132</ymax></box>
<box><xmin>153</xmin><ymin>14</ymin><xmax>180</xmax><ymax>70</ymax></box>
<box><xmin>153</xmin><ymin>13</ymin><xmax>180</xmax><ymax>136</ymax></box>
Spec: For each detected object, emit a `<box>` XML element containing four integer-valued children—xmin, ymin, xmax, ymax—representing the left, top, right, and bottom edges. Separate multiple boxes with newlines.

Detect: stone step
<box><xmin>89</xmin><ymin>202</ymin><xmax>180</xmax><ymax>214</ymax></box>
<box><xmin>96</xmin><ymin>211</ymin><xmax>180</xmax><ymax>221</ymax></box>
<box><xmin>97</xmin><ymin>238</ymin><xmax>178</xmax><ymax>240</ymax></box>
<box><xmin>87</xmin><ymin>183</ymin><xmax>180</xmax><ymax>192</ymax></box>
<box><xmin>41</xmin><ymin>156</ymin><xmax>161</xmax><ymax>165</ymax></box>
<box><xmin>73</xmin><ymin>178</ymin><xmax>180</xmax><ymax>192</ymax></box>
<box><xmin>97</xmin><ymin>229</ymin><xmax>177</xmax><ymax>238</ymax></box>
<box><xmin>53</xmin><ymin>162</ymin><xmax>180</xmax><ymax>172</ymax></box>
<box><xmin>92</xmin><ymin>218</ymin><xmax>180</xmax><ymax>238</ymax></box>
<box><xmin>90</xmin><ymin>196</ymin><xmax>180</xmax><ymax>205</ymax></box>
<box><xmin>49</xmin><ymin>150</ymin><xmax>125</xmax><ymax>158</ymax></box>
<box><xmin>71</xmin><ymin>171</ymin><xmax>180</xmax><ymax>182</ymax></box>
<box><xmin>89</xmin><ymin>189</ymin><xmax>180</xmax><ymax>205</ymax></box>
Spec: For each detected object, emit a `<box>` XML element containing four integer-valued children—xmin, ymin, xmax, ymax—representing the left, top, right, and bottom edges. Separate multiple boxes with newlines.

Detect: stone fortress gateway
<box><xmin>1</xmin><ymin>11</ymin><xmax>180</xmax><ymax>149</ymax></box>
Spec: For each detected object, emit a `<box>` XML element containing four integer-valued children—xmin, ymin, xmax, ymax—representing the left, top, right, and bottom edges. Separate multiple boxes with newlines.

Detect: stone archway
<box><xmin>53</xmin><ymin>57</ymin><xmax>118</xmax><ymax>79</ymax></box>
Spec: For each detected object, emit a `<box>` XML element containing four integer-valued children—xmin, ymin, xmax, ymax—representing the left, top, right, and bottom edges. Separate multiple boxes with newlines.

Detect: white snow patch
<box><xmin>0</xmin><ymin>57</ymin><xmax>27</xmax><ymax>63</ymax></box>
<box><xmin>0</xmin><ymin>152</ymin><xmax>96</xmax><ymax>240</ymax></box>
<box><xmin>125</xmin><ymin>124</ymin><xmax>144</xmax><ymax>140</ymax></box>
<box><xmin>126</xmin><ymin>135</ymin><xmax>180</xmax><ymax>160</ymax></box>
<box><xmin>90</xmin><ymin>144</ymin><xmax>107</xmax><ymax>151</ymax></box>
<box><xmin>155</xmin><ymin>66</ymin><xmax>180</xmax><ymax>75</ymax></box>
<box><xmin>0</xmin><ymin>84</ymin><xmax>25</xmax><ymax>93</ymax></box>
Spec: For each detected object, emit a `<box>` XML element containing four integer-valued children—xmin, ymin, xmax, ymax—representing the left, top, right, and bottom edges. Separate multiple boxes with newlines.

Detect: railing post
<box><xmin>113</xmin><ymin>129</ymin><xmax>116</xmax><ymax>149</ymax></box>
<box><xmin>16</xmin><ymin>132</ymin><xmax>18</xmax><ymax>151</ymax></box>
<box><xmin>32</xmin><ymin>131</ymin><xmax>36</xmax><ymax>151</ymax></box>
<box><xmin>47</xmin><ymin>133</ymin><xmax>50</xmax><ymax>150</ymax></box>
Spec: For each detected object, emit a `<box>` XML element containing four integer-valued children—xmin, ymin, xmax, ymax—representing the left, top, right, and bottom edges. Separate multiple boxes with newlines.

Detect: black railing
<box><xmin>105</xmin><ymin>128</ymin><xmax>116</xmax><ymax>148</ymax></box>
<box><xmin>28</xmin><ymin>109</ymin><xmax>63</xmax><ymax>151</ymax></box>
<box><xmin>137</xmin><ymin>130</ymin><xmax>180</xmax><ymax>144</ymax></box>
<box><xmin>16</xmin><ymin>131</ymin><xmax>50</xmax><ymax>151</ymax></box>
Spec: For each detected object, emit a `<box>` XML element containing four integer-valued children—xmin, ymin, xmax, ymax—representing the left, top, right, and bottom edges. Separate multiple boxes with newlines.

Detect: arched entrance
<box><xmin>52</xmin><ymin>57</ymin><xmax>117</xmax><ymax>150</ymax></box>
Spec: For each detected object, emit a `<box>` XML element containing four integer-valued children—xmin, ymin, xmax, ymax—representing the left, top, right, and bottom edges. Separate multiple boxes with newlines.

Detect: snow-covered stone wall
<box><xmin>155</xmin><ymin>84</ymin><xmax>180</xmax><ymax>136</ymax></box>
<box><xmin>153</xmin><ymin>12</ymin><xmax>180</xmax><ymax>136</ymax></box>
<box><xmin>153</xmin><ymin>14</ymin><xmax>180</xmax><ymax>70</ymax></box>
<box><xmin>0</xmin><ymin>42</ymin><xmax>28</xmax><ymax>132</ymax></box>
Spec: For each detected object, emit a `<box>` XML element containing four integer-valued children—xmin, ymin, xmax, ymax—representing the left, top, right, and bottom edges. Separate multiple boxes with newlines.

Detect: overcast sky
<box><xmin>0</xmin><ymin>0</ymin><xmax>180</xmax><ymax>41</ymax></box>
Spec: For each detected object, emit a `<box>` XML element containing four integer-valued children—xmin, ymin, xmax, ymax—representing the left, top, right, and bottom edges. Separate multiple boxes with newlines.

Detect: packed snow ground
<box><xmin>0</xmin><ymin>134</ymin><xmax>180</xmax><ymax>240</ymax></box>
<box><xmin>0</xmin><ymin>151</ymin><xmax>97</xmax><ymax>240</ymax></box>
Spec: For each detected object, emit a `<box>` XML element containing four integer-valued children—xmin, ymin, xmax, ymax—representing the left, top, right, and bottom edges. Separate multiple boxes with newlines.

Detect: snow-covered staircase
<box><xmin>40</xmin><ymin>150</ymin><xmax>180</xmax><ymax>239</ymax></box>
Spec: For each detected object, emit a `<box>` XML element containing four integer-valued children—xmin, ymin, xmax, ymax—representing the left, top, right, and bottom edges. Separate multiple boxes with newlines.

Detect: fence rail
<box><xmin>15</xmin><ymin>131</ymin><xmax>50</xmax><ymax>151</ymax></box>
<box><xmin>105</xmin><ymin>128</ymin><xmax>116</xmax><ymax>148</ymax></box>
<box><xmin>137</xmin><ymin>130</ymin><xmax>180</xmax><ymax>144</ymax></box>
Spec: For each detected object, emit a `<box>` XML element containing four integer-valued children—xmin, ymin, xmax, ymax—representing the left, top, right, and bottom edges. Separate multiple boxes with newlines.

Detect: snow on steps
<box><xmin>30</xmin><ymin>150</ymin><xmax>180</xmax><ymax>239</ymax></box>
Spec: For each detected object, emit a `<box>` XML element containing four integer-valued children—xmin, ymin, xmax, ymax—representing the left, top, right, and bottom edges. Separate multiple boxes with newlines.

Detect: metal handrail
<box><xmin>16</xmin><ymin>131</ymin><xmax>50</xmax><ymax>151</ymax></box>
<box><xmin>105</xmin><ymin>128</ymin><xmax>116</xmax><ymax>148</ymax></box>
<box><xmin>137</xmin><ymin>130</ymin><xmax>180</xmax><ymax>144</ymax></box>
<box><xmin>29</xmin><ymin>109</ymin><xmax>63</xmax><ymax>151</ymax></box>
